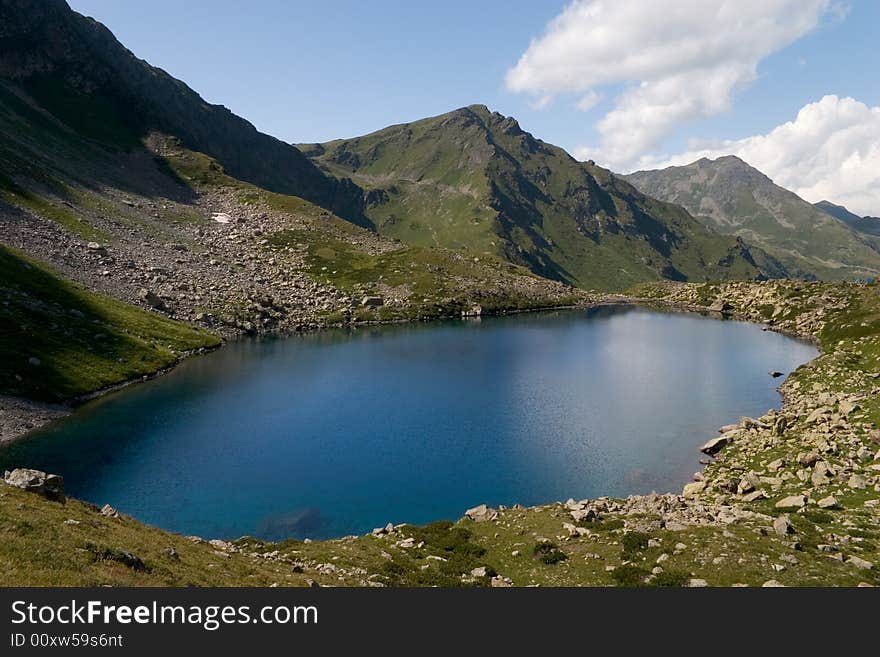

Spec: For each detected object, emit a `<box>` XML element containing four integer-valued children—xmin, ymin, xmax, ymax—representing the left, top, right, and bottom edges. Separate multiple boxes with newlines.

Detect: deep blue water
<box><xmin>0</xmin><ymin>306</ymin><xmax>817</xmax><ymax>540</ymax></box>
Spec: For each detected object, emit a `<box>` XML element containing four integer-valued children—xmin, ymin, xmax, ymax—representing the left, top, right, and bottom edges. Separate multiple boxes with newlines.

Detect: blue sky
<box><xmin>67</xmin><ymin>0</ymin><xmax>879</xmax><ymax>213</ymax></box>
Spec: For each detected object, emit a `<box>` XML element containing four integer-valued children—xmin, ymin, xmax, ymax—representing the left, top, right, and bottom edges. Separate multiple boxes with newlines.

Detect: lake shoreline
<box><xmin>0</xmin><ymin>290</ymin><xmax>813</xmax><ymax>447</ymax></box>
<box><xmin>4</xmin><ymin>280</ymin><xmax>878</xmax><ymax>587</ymax></box>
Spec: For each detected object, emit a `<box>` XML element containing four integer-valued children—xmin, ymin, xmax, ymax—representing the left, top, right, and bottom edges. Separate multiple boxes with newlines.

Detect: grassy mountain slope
<box><xmin>0</xmin><ymin>0</ymin><xmax>369</xmax><ymax>226</ymax></box>
<box><xmin>0</xmin><ymin>243</ymin><xmax>219</xmax><ymax>402</ymax></box>
<box><xmin>625</xmin><ymin>156</ymin><xmax>880</xmax><ymax>280</ymax></box>
<box><xmin>815</xmin><ymin>200</ymin><xmax>880</xmax><ymax>239</ymax></box>
<box><xmin>301</xmin><ymin>105</ymin><xmax>764</xmax><ymax>291</ymax></box>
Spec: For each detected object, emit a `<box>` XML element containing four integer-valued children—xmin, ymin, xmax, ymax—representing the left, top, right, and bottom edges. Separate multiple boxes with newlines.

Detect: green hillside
<box><xmin>301</xmin><ymin>105</ymin><xmax>764</xmax><ymax>291</ymax></box>
<box><xmin>0</xmin><ymin>244</ymin><xmax>219</xmax><ymax>402</ymax></box>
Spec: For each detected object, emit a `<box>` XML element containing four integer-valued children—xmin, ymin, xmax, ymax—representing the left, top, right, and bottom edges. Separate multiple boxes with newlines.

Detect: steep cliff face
<box><xmin>0</xmin><ymin>0</ymin><xmax>370</xmax><ymax>226</ymax></box>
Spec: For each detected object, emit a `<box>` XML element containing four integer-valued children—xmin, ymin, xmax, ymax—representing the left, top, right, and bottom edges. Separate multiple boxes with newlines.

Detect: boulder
<box><xmin>737</xmin><ymin>472</ymin><xmax>760</xmax><ymax>495</ymax></box>
<box><xmin>490</xmin><ymin>575</ymin><xmax>513</xmax><ymax>587</ymax></box>
<box><xmin>682</xmin><ymin>481</ymin><xmax>706</xmax><ymax>498</ymax></box>
<box><xmin>775</xmin><ymin>495</ymin><xmax>806</xmax><ymax>509</ymax></box>
<box><xmin>569</xmin><ymin>508</ymin><xmax>597</xmax><ymax>523</ymax></box>
<box><xmin>708</xmin><ymin>299</ymin><xmax>733</xmax><ymax>313</ymax></box>
<box><xmin>742</xmin><ymin>490</ymin><xmax>766</xmax><ymax>502</ymax></box>
<box><xmin>810</xmin><ymin>462</ymin><xmax>832</xmax><ymax>487</ymax></box>
<box><xmin>461</xmin><ymin>305</ymin><xmax>483</xmax><ymax>318</ymax></box>
<box><xmin>699</xmin><ymin>436</ymin><xmax>730</xmax><ymax>455</ymax></box>
<box><xmin>817</xmin><ymin>496</ymin><xmax>840</xmax><ymax>509</ymax></box>
<box><xmin>465</xmin><ymin>504</ymin><xmax>497</xmax><ymax>522</ymax></box>
<box><xmin>138</xmin><ymin>289</ymin><xmax>167</xmax><ymax>311</ymax></box>
<box><xmin>772</xmin><ymin>517</ymin><xmax>793</xmax><ymax>535</ymax></box>
<box><xmin>797</xmin><ymin>451</ymin><xmax>820</xmax><ymax>467</ymax></box>
<box><xmin>3</xmin><ymin>468</ymin><xmax>65</xmax><ymax>502</ymax></box>
<box><xmin>847</xmin><ymin>556</ymin><xmax>874</xmax><ymax>570</ymax></box>
<box><xmin>360</xmin><ymin>296</ymin><xmax>384</xmax><ymax>308</ymax></box>
<box><xmin>838</xmin><ymin>400</ymin><xmax>859</xmax><ymax>417</ymax></box>
<box><xmin>848</xmin><ymin>474</ymin><xmax>867</xmax><ymax>490</ymax></box>
<box><xmin>806</xmin><ymin>407</ymin><xmax>832</xmax><ymax>424</ymax></box>
<box><xmin>767</xmin><ymin>458</ymin><xmax>785</xmax><ymax>472</ymax></box>
<box><xmin>773</xmin><ymin>416</ymin><xmax>787</xmax><ymax>436</ymax></box>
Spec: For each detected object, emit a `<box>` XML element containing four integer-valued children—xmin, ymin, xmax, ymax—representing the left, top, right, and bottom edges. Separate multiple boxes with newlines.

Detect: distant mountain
<box><xmin>814</xmin><ymin>200</ymin><xmax>880</xmax><ymax>238</ymax></box>
<box><xmin>625</xmin><ymin>156</ymin><xmax>880</xmax><ymax>280</ymax></box>
<box><xmin>0</xmin><ymin>0</ymin><xmax>369</xmax><ymax>226</ymax></box>
<box><xmin>300</xmin><ymin>106</ymin><xmax>765</xmax><ymax>290</ymax></box>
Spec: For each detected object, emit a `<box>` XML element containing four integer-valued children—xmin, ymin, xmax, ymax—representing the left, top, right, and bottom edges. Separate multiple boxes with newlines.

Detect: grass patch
<box><xmin>0</xmin><ymin>244</ymin><xmax>220</xmax><ymax>401</ymax></box>
<box><xmin>532</xmin><ymin>540</ymin><xmax>568</xmax><ymax>565</ymax></box>
<box><xmin>621</xmin><ymin>531</ymin><xmax>650</xmax><ymax>558</ymax></box>
<box><xmin>610</xmin><ymin>564</ymin><xmax>650</xmax><ymax>587</ymax></box>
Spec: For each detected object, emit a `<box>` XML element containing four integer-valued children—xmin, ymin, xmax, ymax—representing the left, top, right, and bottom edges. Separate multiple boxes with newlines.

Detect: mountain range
<box><xmin>625</xmin><ymin>156</ymin><xmax>880</xmax><ymax>280</ymax></box>
<box><xmin>1</xmin><ymin>0</ymin><xmax>878</xmax><ymax>316</ymax></box>
<box><xmin>814</xmin><ymin>200</ymin><xmax>880</xmax><ymax>238</ymax></box>
<box><xmin>300</xmin><ymin>107</ymin><xmax>764</xmax><ymax>289</ymax></box>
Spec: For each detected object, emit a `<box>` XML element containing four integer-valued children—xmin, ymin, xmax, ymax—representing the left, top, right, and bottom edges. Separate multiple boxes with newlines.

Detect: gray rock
<box><xmin>360</xmin><ymin>296</ymin><xmax>384</xmax><ymax>307</ymax></box>
<box><xmin>847</xmin><ymin>556</ymin><xmax>874</xmax><ymax>570</ymax></box>
<box><xmin>737</xmin><ymin>472</ymin><xmax>760</xmax><ymax>495</ymax></box>
<box><xmin>708</xmin><ymin>299</ymin><xmax>733</xmax><ymax>313</ymax></box>
<box><xmin>775</xmin><ymin>495</ymin><xmax>806</xmax><ymax>509</ymax></box>
<box><xmin>838</xmin><ymin>400</ymin><xmax>859</xmax><ymax>416</ymax></box>
<box><xmin>138</xmin><ymin>288</ymin><xmax>167</xmax><ymax>311</ymax></box>
<box><xmin>767</xmin><ymin>458</ymin><xmax>785</xmax><ymax>472</ymax></box>
<box><xmin>465</xmin><ymin>504</ymin><xmax>497</xmax><ymax>522</ymax></box>
<box><xmin>742</xmin><ymin>490</ymin><xmax>766</xmax><ymax>502</ymax></box>
<box><xmin>848</xmin><ymin>474</ymin><xmax>867</xmax><ymax>490</ymax></box>
<box><xmin>490</xmin><ymin>575</ymin><xmax>513</xmax><ymax>587</ymax></box>
<box><xmin>772</xmin><ymin>517</ymin><xmax>793</xmax><ymax>535</ymax></box>
<box><xmin>683</xmin><ymin>481</ymin><xmax>706</xmax><ymax>497</ymax></box>
<box><xmin>817</xmin><ymin>495</ymin><xmax>840</xmax><ymax>509</ymax></box>
<box><xmin>699</xmin><ymin>436</ymin><xmax>730</xmax><ymax>455</ymax></box>
<box><xmin>569</xmin><ymin>508</ymin><xmax>597</xmax><ymax>523</ymax></box>
<box><xmin>773</xmin><ymin>416</ymin><xmax>787</xmax><ymax>435</ymax></box>
<box><xmin>3</xmin><ymin>468</ymin><xmax>65</xmax><ymax>502</ymax></box>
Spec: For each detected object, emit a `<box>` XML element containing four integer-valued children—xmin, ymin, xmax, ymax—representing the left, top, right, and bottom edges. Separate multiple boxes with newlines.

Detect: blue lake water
<box><xmin>0</xmin><ymin>306</ymin><xmax>817</xmax><ymax>540</ymax></box>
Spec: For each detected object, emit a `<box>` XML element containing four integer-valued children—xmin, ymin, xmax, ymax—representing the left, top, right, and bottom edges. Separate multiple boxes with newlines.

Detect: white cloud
<box><xmin>528</xmin><ymin>95</ymin><xmax>554</xmax><ymax>110</ymax></box>
<box><xmin>506</xmin><ymin>0</ymin><xmax>831</xmax><ymax>168</ymax></box>
<box><xmin>633</xmin><ymin>96</ymin><xmax>880</xmax><ymax>217</ymax></box>
<box><xmin>575</xmin><ymin>90</ymin><xmax>601</xmax><ymax>112</ymax></box>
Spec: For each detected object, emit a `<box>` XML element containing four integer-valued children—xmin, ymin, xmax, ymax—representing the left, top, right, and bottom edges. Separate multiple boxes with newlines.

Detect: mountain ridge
<box><xmin>624</xmin><ymin>156</ymin><xmax>880</xmax><ymax>280</ymax></box>
<box><xmin>814</xmin><ymin>199</ymin><xmax>880</xmax><ymax>238</ymax></box>
<box><xmin>301</xmin><ymin>105</ymin><xmax>767</xmax><ymax>290</ymax></box>
<box><xmin>0</xmin><ymin>0</ymin><xmax>371</xmax><ymax>226</ymax></box>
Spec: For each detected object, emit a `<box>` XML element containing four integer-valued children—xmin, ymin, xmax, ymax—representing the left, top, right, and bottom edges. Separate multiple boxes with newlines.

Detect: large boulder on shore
<box><xmin>464</xmin><ymin>504</ymin><xmax>498</xmax><ymax>522</ymax></box>
<box><xmin>3</xmin><ymin>468</ymin><xmax>65</xmax><ymax>502</ymax></box>
<box><xmin>700</xmin><ymin>435</ymin><xmax>730</xmax><ymax>455</ymax></box>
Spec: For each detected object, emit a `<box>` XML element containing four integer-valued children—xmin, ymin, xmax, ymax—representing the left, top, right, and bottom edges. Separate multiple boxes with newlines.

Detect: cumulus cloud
<box><xmin>506</xmin><ymin>0</ymin><xmax>832</xmax><ymax>168</ymax></box>
<box><xmin>634</xmin><ymin>96</ymin><xmax>880</xmax><ymax>217</ymax></box>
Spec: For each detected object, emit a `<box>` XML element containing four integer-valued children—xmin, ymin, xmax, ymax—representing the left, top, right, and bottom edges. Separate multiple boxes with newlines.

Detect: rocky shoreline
<box><xmin>3</xmin><ymin>279</ymin><xmax>879</xmax><ymax>586</ymax></box>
